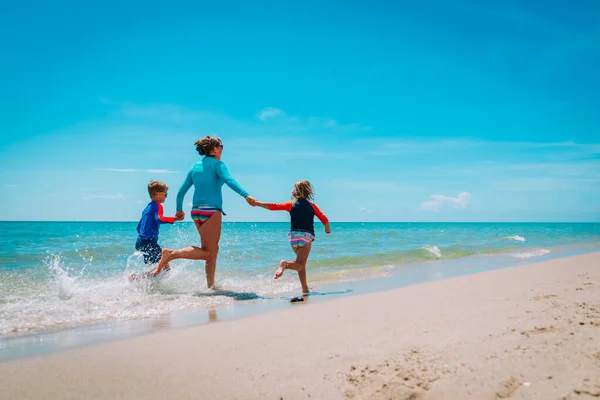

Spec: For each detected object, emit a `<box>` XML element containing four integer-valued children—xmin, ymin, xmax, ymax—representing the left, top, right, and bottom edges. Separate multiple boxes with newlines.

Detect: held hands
<box><xmin>175</xmin><ymin>211</ymin><xmax>185</xmax><ymax>221</ymax></box>
<box><xmin>245</xmin><ymin>196</ymin><xmax>257</xmax><ymax>206</ymax></box>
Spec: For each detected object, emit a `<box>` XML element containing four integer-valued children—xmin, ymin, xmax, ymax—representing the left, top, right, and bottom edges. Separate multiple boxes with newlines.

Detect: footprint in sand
<box><xmin>496</xmin><ymin>376</ymin><xmax>522</xmax><ymax>398</ymax></box>
<box><xmin>532</xmin><ymin>294</ymin><xmax>558</xmax><ymax>300</ymax></box>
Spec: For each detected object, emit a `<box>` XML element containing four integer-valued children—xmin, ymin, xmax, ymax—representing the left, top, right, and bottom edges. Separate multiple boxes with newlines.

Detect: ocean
<box><xmin>1</xmin><ymin>222</ymin><xmax>599</xmax><ymax>340</ymax></box>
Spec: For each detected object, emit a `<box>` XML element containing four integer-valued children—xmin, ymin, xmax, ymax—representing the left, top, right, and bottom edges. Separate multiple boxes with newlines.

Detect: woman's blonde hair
<box><xmin>292</xmin><ymin>180</ymin><xmax>314</xmax><ymax>201</ymax></box>
<box><xmin>194</xmin><ymin>136</ymin><xmax>223</xmax><ymax>156</ymax></box>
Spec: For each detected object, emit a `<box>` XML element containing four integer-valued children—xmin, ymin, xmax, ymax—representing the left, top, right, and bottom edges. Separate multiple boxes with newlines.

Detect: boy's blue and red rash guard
<box><xmin>136</xmin><ymin>201</ymin><xmax>176</xmax><ymax>241</ymax></box>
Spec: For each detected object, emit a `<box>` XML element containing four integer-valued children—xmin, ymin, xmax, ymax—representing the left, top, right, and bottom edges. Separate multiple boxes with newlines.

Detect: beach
<box><xmin>0</xmin><ymin>252</ymin><xmax>598</xmax><ymax>399</ymax></box>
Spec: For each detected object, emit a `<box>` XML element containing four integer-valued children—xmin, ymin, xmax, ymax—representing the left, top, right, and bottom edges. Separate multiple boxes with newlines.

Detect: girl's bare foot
<box><xmin>274</xmin><ymin>260</ymin><xmax>287</xmax><ymax>279</ymax></box>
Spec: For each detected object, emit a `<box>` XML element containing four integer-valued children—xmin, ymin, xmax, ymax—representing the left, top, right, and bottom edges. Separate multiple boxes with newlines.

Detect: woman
<box><xmin>153</xmin><ymin>136</ymin><xmax>255</xmax><ymax>288</ymax></box>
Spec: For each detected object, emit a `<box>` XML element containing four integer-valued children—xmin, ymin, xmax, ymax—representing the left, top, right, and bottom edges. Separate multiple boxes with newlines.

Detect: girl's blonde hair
<box><xmin>292</xmin><ymin>180</ymin><xmax>314</xmax><ymax>201</ymax></box>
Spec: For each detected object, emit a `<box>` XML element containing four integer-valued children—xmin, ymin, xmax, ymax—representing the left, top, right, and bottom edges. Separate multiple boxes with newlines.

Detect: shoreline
<box><xmin>0</xmin><ymin>252</ymin><xmax>599</xmax><ymax>399</ymax></box>
<box><xmin>0</xmin><ymin>246</ymin><xmax>597</xmax><ymax>362</ymax></box>
<box><xmin>3</xmin><ymin>220</ymin><xmax>599</xmax><ymax>222</ymax></box>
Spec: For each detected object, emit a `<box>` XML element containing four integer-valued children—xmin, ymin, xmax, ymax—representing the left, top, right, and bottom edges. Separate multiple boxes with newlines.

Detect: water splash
<box><xmin>48</xmin><ymin>255</ymin><xmax>75</xmax><ymax>300</ymax></box>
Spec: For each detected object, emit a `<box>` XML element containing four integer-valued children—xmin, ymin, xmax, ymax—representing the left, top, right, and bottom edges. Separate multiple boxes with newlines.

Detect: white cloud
<box><xmin>377</xmin><ymin>138</ymin><xmax>600</xmax><ymax>154</ymax></box>
<box><xmin>94</xmin><ymin>168</ymin><xmax>137</xmax><ymax>173</ymax></box>
<box><xmin>330</xmin><ymin>179</ymin><xmax>411</xmax><ymax>193</ymax></box>
<box><xmin>258</xmin><ymin>107</ymin><xmax>284</xmax><ymax>121</ymax></box>
<box><xmin>421</xmin><ymin>192</ymin><xmax>471</xmax><ymax>212</ymax></box>
<box><xmin>360</xmin><ymin>207</ymin><xmax>372</xmax><ymax>213</ymax></box>
<box><xmin>93</xmin><ymin>168</ymin><xmax>179</xmax><ymax>174</ymax></box>
<box><xmin>145</xmin><ymin>169</ymin><xmax>179</xmax><ymax>174</ymax></box>
<box><xmin>136</xmin><ymin>200</ymin><xmax>145</xmax><ymax>204</ymax></box>
<box><xmin>100</xmin><ymin>98</ymin><xmax>204</xmax><ymax>122</ymax></box>
<box><xmin>100</xmin><ymin>99</ymin><xmax>368</xmax><ymax>138</ymax></box>
<box><xmin>493</xmin><ymin>178</ymin><xmax>600</xmax><ymax>192</ymax></box>
<box><xmin>82</xmin><ymin>193</ymin><xmax>127</xmax><ymax>200</ymax></box>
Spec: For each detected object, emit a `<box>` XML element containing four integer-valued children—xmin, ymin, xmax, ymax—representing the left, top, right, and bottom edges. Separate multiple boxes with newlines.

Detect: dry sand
<box><xmin>1</xmin><ymin>252</ymin><xmax>599</xmax><ymax>399</ymax></box>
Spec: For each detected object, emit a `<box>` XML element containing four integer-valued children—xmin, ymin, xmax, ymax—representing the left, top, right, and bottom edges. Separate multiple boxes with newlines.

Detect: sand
<box><xmin>0</xmin><ymin>252</ymin><xmax>599</xmax><ymax>399</ymax></box>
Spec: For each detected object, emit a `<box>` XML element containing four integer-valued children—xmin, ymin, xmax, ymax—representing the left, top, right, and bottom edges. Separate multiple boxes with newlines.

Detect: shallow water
<box><xmin>1</xmin><ymin>222</ymin><xmax>599</xmax><ymax>337</ymax></box>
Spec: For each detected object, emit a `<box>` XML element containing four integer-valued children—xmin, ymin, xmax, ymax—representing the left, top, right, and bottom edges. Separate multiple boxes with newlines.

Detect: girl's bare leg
<box><xmin>199</xmin><ymin>211</ymin><xmax>222</xmax><ymax>289</ymax></box>
<box><xmin>297</xmin><ymin>265</ymin><xmax>309</xmax><ymax>294</ymax></box>
<box><xmin>274</xmin><ymin>242</ymin><xmax>311</xmax><ymax>294</ymax></box>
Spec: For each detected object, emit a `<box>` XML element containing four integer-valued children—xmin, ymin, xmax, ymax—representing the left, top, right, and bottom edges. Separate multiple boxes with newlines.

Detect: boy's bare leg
<box><xmin>199</xmin><ymin>211</ymin><xmax>222</xmax><ymax>289</ymax></box>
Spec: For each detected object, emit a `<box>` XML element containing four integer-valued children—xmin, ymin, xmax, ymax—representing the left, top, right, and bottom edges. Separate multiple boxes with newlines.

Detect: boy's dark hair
<box><xmin>148</xmin><ymin>180</ymin><xmax>168</xmax><ymax>198</ymax></box>
<box><xmin>195</xmin><ymin>136</ymin><xmax>223</xmax><ymax>156</ymax></box>
<box><xmin>292</xmin><ymin>180</ymin><xmax>314</xmax><ymax>201</ymax></box>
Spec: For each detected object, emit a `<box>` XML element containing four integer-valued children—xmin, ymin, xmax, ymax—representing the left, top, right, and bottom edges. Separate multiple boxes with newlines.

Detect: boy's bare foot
<box><xmin>128</xmin><ymin>271</ymin><xmax>153</xmax><ymax>281</ymax></box>
<box><xmin>154</xmin><ymin>249</ymin><xmax>173</xmax><ymax>276</ymax></box>
<box><xmin>274</xmin><ymin>260</ymin><xmax>287</xmax><ymax>279</ymax></box>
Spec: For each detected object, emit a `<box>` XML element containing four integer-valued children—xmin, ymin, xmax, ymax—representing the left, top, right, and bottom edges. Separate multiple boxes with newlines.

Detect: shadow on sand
<box><xmin>192</xmin><ymin>288</ymin><xmax>354</xmax><ymax>302</ymax></box>
<box><xmin>193</xmin><ymin>289</ymin><xmax>267</xmax><ymax>301</ymax></box>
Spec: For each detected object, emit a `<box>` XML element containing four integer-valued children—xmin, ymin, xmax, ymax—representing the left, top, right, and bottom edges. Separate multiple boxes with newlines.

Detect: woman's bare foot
<box><xmin>274</xmin><ymin>260</ymin><xmax>287</xmax><ymax>279</ymax></box>
<box><xmin>154</xmin><ymin>249</ymin><xmax>174</xmax><ymax>276</ymax></box>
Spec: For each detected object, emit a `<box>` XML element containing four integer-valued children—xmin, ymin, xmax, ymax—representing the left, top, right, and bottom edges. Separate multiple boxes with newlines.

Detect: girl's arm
<box><xmin>254</xmin><ymin>201</ymin><xmax>271</xmax><ymax>210</ymax></box>
<box><xmin>311</xmin><ymin>202</ymin><xmax>331</xmax><ymax>234</ymax></box>
<box><xmin>253</xmin><ymin>201</ymin><xmax>294</xmax><ymax>212</ymax></box>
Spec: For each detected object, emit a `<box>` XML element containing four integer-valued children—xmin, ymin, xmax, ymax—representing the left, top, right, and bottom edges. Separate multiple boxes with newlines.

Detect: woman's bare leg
<box><xmin>154</xmin><ymin>246</ymin><xmax>211</xmax><ymax>276</ymax></box>
<box><xmin>199</xmin><ymin>211</ymin><xmax>222</xmax><ymax>289</ymax></box>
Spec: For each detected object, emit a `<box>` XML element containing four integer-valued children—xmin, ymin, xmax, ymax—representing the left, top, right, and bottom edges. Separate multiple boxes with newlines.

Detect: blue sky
<box><xmin>1</xmin><ymin>0</ymin><xmax>599</xmax><ymax>222</ymax></box>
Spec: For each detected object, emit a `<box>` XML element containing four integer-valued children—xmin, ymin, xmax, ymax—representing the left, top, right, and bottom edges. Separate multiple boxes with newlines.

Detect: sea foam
<box><xmin>511</xmin><ymin>249</ymin><xmax>551</xmax><ymax>259</ymax></box>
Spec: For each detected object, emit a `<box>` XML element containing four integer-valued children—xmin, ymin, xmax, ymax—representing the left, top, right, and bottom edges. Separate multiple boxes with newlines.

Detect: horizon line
<box><xmin>0</xmin><ymin>220</ymin><xmax>598</xmax><ymax>224</ymax></box>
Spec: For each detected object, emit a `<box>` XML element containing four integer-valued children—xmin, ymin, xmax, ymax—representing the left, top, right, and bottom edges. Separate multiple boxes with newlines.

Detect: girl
<box><xmin>253</xmin><ymin>180</ymin><xmax>331</xmax><ymax>294</ymax></box>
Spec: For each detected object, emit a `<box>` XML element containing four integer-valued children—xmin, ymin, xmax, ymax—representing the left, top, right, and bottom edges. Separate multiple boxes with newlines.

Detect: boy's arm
<box><xmin>311</xmin><ymin>203</ymin><xmax>331</xmax><ymax>234</ymax></box>
<box><xmin>156</xmin><ymin>203</ymin><xmax>176</xmax><ymax>224</ymax></box>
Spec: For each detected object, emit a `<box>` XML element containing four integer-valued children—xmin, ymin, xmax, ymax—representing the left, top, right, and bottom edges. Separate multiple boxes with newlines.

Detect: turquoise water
<box><xmin>1</xmin><ymin>222</ymin><xmax>599</xmax><ymax>336</ymax></box>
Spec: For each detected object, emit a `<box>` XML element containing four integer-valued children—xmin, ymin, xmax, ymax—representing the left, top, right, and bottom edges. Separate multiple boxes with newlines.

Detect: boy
<box><xmin>130</xmin><ymin>180</ymin><xmax>182</xmax><ymax>280</ymax></box>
